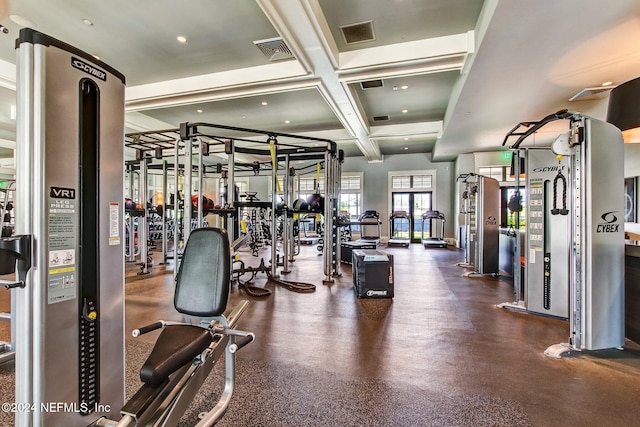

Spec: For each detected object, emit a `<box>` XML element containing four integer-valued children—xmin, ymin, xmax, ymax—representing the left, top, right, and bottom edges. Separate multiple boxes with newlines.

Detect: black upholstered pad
<box><xmin>140</xmin><ymin>325</ymin><xmax>212</xmax><ymax>385</ymax></box>
<box><xmin>174</xmin><ymin>227</ymin><xmax>230</xmax><ymax>317</ymax></box>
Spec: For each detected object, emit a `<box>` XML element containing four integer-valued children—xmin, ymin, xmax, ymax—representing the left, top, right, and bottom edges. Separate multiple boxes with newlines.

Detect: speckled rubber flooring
<box><xmin>1</xmin><ymin>244</ymin><xmax>640</xmax><ymax>426</ymax></box>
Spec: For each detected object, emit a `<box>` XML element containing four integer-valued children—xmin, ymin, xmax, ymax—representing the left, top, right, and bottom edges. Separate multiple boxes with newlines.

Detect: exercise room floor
<box><xmin>1</xmin><ymin>243</ymin><xmax>640</xmax><ymax>426</ymax></box>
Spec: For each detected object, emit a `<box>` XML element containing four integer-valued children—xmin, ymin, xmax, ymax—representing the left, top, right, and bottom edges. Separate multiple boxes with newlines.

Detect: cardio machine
<box><xmin>388</xmin><ymin>211</ymin><xmax>410</xmax><ymax>247</ymax></box>
<box><xmin>357</xmin><ymin>210</ymin><xmax>381</xmax><ymax>245</ymax></box>
<box><xmin>421</xmin><ymin>210</ymin><xmax>447</xmax><ymax>248</ymax></box>
<box><xmin>100</xmin><ymin>227</ymin><xmax>254</xmax><ymax>427</ymax></box>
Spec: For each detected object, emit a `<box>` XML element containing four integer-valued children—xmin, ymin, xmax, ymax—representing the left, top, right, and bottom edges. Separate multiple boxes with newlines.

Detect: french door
<box><xmin>391</xmin><ymin>192</ymin><xmax>432</xmax><ymax>243</ymax></box>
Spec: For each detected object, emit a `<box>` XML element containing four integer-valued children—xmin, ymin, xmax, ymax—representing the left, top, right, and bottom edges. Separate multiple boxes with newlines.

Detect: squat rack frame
<box><xmin>125</xmin><ymin>122</ymin><xmax>344</xmax><ymax>283</ymax></box>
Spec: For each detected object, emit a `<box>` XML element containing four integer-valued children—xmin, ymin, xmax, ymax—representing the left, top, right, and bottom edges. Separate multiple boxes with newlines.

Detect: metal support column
<box><xmin>126</xmin><ymin>168</ymin><xmax>136</xmax><ymax>262</ymax></box>
<box><xmin>184</xmin><ymin>138</ymin><xmax>193</xmax><ymax>245</ymax></box>
<box><xmin>161</xmin><ymin>160</ymin><xmax>168</xmax><ymax>264</ymax></box>
<box><xmin>15</xmin><ymin>37</ymin><xmax>35</xmax><ymax>427</ymax></box>
<box><xmin>322</xmin><ymin>151</ymin><xmax>333</xmax><ymax>283</ymax></box>
<box><xmin>196</xmin><ymin>137</ymin><xmax>204</xmax><ymax>227</ymax></box>
<box><xmin>138</xmin><ymin>159</ymin><xmax>149</xmax><ymax>274</ymax></box>
<box><xmin>227</xmin><ymin>140</ymin><xmax>236</xmax><ymax>242</ymax></box>
<box><xmin>282</xmin><ymin>154</ymin><xmax>291</xmax><ymax>274</ymax></box>
<box><xmin>173</xmin><ymin>138</ymin><xmax>180</xmax><ymax>278</ymax></box>
<box><xmin>270</xmin><ymin>142</ymin><xmax>279</xmax><ymax>279</ymax></box>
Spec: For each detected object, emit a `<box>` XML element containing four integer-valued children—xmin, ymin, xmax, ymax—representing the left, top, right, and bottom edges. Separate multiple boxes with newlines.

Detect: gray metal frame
<box><xmin>15</xmin><ymin>28</ymin><xmax>126</xmax><ymax>426</ymax></box>
<box><xmin>97</xmin><ymin>302</ymin><xmax>252</xmax><ymax>427</ymax></box>
<box><xmin>458</xmin><ymin>174</ymin><xmax>499</xmax><ymax>275</ymax></box>
<box><xmin>499</xmin><ymin>111</ymin><xmax>625</xmax><ymax>355</ymax></box>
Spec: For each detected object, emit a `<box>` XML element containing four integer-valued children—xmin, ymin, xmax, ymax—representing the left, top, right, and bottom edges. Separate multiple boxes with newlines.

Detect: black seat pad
<box><xmin>140</xmin><ymin>325</ymin><xmax>212</xmax><ymax>385</ymax></box>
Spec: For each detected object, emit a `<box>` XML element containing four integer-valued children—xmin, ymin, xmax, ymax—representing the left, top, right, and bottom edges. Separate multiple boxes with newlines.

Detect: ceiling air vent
<box><xmin>569</xmin><ymin>86</ymin><xmax>616</xmax><ymax>102</ymax></box>
<box><xmin>340</xmin><ymin>21</ymin><xmax>375</xmax><ymax>44</ymax></box>
<box><xmin>360</xmin><ymin>79</ymin><xmax>383</xmax><ymax>89</ymax></box>
<box><xmin>372</xmin><ymin>115</ymin><xmax>390</xmax><ymax>122</ymax></box>
<box><xmin>253</xmin><ymin>37</ymin><xmax>294</xmax><ymax>62</ymax></box>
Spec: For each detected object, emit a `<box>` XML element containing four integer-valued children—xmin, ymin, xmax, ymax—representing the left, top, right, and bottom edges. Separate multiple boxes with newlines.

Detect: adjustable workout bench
<box><xmin>98</xmin><ymin>227</ymin><xmax>254</xmax><ymax>427</ymax></box>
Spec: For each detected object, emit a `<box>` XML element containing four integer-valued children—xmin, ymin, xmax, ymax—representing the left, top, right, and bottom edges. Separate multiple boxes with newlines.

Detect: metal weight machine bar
<box><xmin>513</xmin><ymin>151</ymin><xmax>522</xmax><ymax>304</ymax></box>
<box><xmin>334</xmin><ymin>152</ymin><xmax>343</xmax><ymax>276</ymax></box>
<box><xmin>127</xmin><ymin>168</ymin><xmax>136</xmax><ymax>262</ymax></box>
<box><xmin>184</xmin><ymin>138</ymin><xmax>193</xmax><ymax>246</ymax></box>
<box><xmin>282</xmin><ymin>154</ymin><xmax>290</xmax><ymax>274</ymax></box>
<box><xmin>139</xmin><ymin>159</ymin><xmax>149</xmax><ymax>274</ymax></box>
<box><xmin>173</xmin><ymin>139</ymin><xmax>180</xmax><ymax>279</ymax></box>
<box><xmin>571</xmin><ymin>126</ymin><xmax>584</xmax><ymax>350</ymax></box>
<box><xmin>270</xmin><ymin>140</ymin><xmax>278</xmax><ymax>279</ymax></box>
<box><xmin>161</xmin><ymin>160</ymin><xmax>168</xmax><ymax>264</ymax></box>
<box><xmin>197</xmin><ymin>138</ymin><xmax>204</xmax><ymax>228</ymax></box>
<box><xmin>227</xmin><ymin>139</ymin><xmax>236</xmax><ymax>242</ymax></box>
<box><xmin>322</xmin><ymin>150</ymin><xmax>332</xmax><ymax>282</ymax></box>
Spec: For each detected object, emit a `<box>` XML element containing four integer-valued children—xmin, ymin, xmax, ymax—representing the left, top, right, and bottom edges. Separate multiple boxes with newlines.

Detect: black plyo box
<box><xmin>352</xmin><ymin>249</ymin><xmax>394</xmax><ymax>298</ymax></box>
<box><xmin>341</xmin><ymin>241</ymin><xmax>377</xmax><ymax>264</ymax></box>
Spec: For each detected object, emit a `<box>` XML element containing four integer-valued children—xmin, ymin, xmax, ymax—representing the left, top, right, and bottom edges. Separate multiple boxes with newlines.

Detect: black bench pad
<box><xmin>140</xmin><ymin>325</ymin><xmax>212</xmax><ymax>385</ymax></box>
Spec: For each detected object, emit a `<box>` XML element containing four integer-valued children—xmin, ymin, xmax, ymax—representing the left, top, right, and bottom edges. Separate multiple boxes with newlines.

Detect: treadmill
<box><xmin>388</xmin><ymin>210</ymin><xmax>410</xmax><ymax>247</ymax></box>
<box><xmin>421</xmin><ymin>210</ymin><xmax>447</xmax><ymax>248</ymax></box>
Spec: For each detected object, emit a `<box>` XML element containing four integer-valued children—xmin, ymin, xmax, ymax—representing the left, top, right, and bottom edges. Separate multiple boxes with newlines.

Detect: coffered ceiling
<box><xmin>0</xmin><ymin>0</ymin><xmax>638</xmax><ymax>165</ymax></box>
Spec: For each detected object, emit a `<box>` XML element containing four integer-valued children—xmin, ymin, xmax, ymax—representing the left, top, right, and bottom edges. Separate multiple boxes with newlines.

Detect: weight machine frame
<box><xmin>501</xmin><ymin>109</ymin><xmax>625</xmax><ymax>355</ymax></box>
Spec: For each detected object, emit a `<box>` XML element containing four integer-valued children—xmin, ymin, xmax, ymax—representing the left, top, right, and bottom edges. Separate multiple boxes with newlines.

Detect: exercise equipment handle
<box><xmin>229</xmin><ymin>333</ymin><xmax>255</xmax><ymax>353</ymax></box>
<box><xmin>132</xmin><ymin>321</ymin><xmax>164</xmax><ymax>337</ymax></box>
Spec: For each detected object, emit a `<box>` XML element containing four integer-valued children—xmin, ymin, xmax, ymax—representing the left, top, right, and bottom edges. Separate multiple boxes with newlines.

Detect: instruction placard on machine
<box><xmin>528</xmin><ymin>180</ymin><xmax>544</xmax><ymax>264</ymax></box>
<box><xmin>48</xmin><ymin>189</ymin><xmax>77</xmax><ymax>304</ymax></box>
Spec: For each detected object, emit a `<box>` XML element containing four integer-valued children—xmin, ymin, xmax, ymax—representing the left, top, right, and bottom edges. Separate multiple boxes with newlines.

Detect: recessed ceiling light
<box><xmin>177</xmin><ymin>35</ymin><xmax>188</xmax><ymax>43</ymax></box>
<box><xmin>403</xmin><ymin>147</ymin><xmax>409</xmax><ymax>150</ymax></box>
<box><xmin>196</xmin><ymin>109</ymin><xmax>203</xmax><ymax>113</ymax></box>
<box><xmin>284</xmin><ymin>120</ymin><xmax>290</xmax><ymax>124</ymax></box>
<box><xmin>10</xmin><ymin>15</ymin><xmax>36</xmax><ymax>28</ymax></box>
<box><xmin>261</xmin><ymin>101</ymin><xmax>268</xmax><ymax>106</ymax></box>
<box><xmin>401</xmin><ymin>85</ymin><xmax>409</xmax><ymax>90</ymax></box>
<box><xmin>404</xmin><ymin>137</ymin><xmax>409</xmax><ymax>141</ymax></box>
<box><xmin>602</xmin><ymin>81</ymin><xmax>613</xmax><ymax>86</ymax></box>
<box><xmin>402</xmin><ymin>109</ymin><xmax>408</xmax><ymax>113</ymax></box>
<box><xmin>82</xmin><ymin>19</ymin><xmax>94</xmax><ymax>26</ymax></box>
<box><xmin>392</xmin><ymin>86</ymin><xmax>398</xmax><ymax>91</ymax></box>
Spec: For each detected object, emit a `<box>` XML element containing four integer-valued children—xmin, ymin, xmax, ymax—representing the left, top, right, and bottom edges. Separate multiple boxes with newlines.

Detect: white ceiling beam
<box><xmin>257</xmin><ymin>0</ymin><xmax>384</xmax><ymax>161</ymax></box>
<box><xmin>125</xmin><ymin>61</ymin><xmax>309</xmax><ymax>110</ymax></box>
<box><xmin>368</xmin><ymin>121</ymin><xmax>443</xmax><ymax>139</ymax></box>
<box><xmin>338</xmin><ymin>32</ymin><xmax>473</xmax><ymax>74</ymax></box>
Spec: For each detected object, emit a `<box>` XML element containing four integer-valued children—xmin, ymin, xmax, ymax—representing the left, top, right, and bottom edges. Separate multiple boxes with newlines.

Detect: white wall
<box><xmin>342</xmin><ymin>152</ymin><xmax>455</xmax><ymax>238</ymax></box>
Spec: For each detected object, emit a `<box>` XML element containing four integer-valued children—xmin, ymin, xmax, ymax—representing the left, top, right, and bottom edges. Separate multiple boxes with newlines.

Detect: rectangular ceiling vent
<box><xmin>361</xmin><ymin>79</ymin><xmax>383</xmax><ymax>89</ymax></box>
<box><xmin>372</xmin><ymin>115</ymin><xmax>390</xmax><ymax>122</ymax></box>
<box><xmin>340</xmin><ymin>21</ymin><xmax>375</xmax><ymax>44</ymax></box>
<box><xmin>569</xmin><ymin>86</ymin><xmax>616</xmax><ymax>102</ymax></box>
<box><xmin>253</xmin><ymin>37</ymin><xmax>295</xmax><ymax>62</ymax></box>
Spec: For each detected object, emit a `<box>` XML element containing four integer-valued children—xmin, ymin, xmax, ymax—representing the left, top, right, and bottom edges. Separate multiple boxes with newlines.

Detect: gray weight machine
<box><xmin>11</xmin><ymin>28</ymin><xmax>126</xmax><ymax>426</ymax></box>
<box><xmin>498</xmin><ymin>149</ymin><xmax>570</xmax><ymax>319</ymax></box>
<box><xmin>457</xmin><ymin>173</ymin><xmax>500</xmax><ymax>276</ymax></box>
<box><xmin>178</xmin><ymin>122</ymin><xmax>344</xmax><ymax>285</ymax></box>
<box><xmin>499</xmin><ymin>110</ymin><xmax>624</xmax><ymax>356</ymax></box>
<box><xmin>8</xmin><ymin>28</ymin><xmax>253</xmax><ymax>427</ymax></box>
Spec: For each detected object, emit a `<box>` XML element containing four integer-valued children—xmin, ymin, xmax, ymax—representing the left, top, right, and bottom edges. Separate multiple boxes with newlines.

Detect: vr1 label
<box><xmin>50</xmin><ymin>186</ymin><xmax>76</xmax><ymax>199</ymax></box>
<box><xmin>71</xmin><ymin>57</ymin><xmax>107</xmax><ymax>81</ymax></box>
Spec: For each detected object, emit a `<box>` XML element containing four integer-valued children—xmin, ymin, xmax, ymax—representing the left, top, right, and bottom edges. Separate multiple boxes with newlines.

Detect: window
<box><xmin>219</xmin><ymin>178</ymin><xmax>248</xmax><ymax>203</ymax></box>
<box><xmin>478</xmin><ymin>165</ymin><xmax>520</xmax><ymax>182</ymax></box>
<box><xmin>478</xmin><ymin>166</ymin><xmax>505</xmax><ymax>182</ymax></box>
<box><xmin>391</xmin><ymin>174</ymin><xmax>433</xmax><ymax>190</ymax></box>
<box><xmin>412</xmin><ymin>174</ymin><xmax>432</xmax><ymax>188</ymax></box>
<box><xmin>501</xmin><ymin>187</ymin><xmax>526</xmax><ymax>229</ymax></box>
<box><xmin>392</xmin><ymin>176</ymin><xmax>411</xmax><ymax>189</ymax></box>
<box><xmin>340</xmin><ymin>174</ymin><xmax>362</xmax><ymax>220</ymax></box>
